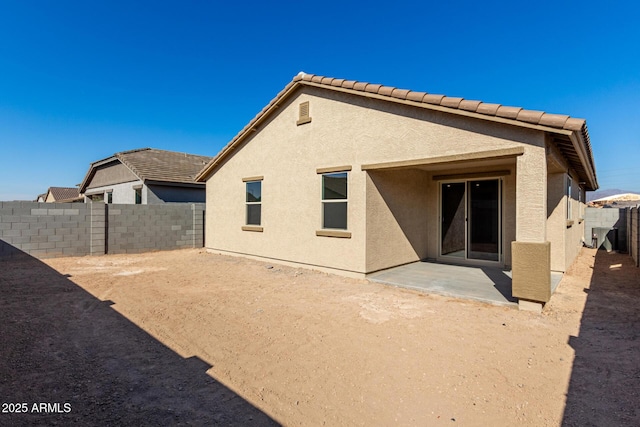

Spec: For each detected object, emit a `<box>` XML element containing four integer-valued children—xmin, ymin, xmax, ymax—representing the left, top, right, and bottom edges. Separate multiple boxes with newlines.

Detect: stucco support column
<box><xmin>512</xmin><ymin>145</ymin><xmax>551</xmax><ymax>310</ymax></box>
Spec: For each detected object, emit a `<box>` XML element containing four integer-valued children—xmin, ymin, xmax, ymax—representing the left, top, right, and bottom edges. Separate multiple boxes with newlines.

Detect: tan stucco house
<box><xmin>38</xmin><ymin>186</ymin><xmax>82</xmax><ymax>203</ymax></box>
<box><xmin>79</xmin><ymin>148</ymin><xmax>211</xmax><ymax>204</ymax></box>
<box><xmin>196</xmin><ymin>73</ymin><xmax>598</xmax><ymax>308</ymax></box>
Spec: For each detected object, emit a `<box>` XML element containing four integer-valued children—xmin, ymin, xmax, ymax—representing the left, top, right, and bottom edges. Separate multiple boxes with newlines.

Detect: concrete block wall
<box><xmin>584</xmin><ymin>207</ymin><xmax>628</xmax><ymax>252</ymax></box>
<box><xmin>630</xmin><ymin>208</ymin><xmax>639</xmax><ymax>267</ymax></box>
<box><xmin>0</xmin><ymin>202</ymin><xmax>205</xmax><ymax>258</ymax></box>
<box><xmin>106</xmin><ymin>203</ymin><xmax>204</xmax><ymax>254</ymax></box>
<box><xmin>0</xmin><ymin>202</ymin><xmax>92</xmax><ymax>258</ymax></box>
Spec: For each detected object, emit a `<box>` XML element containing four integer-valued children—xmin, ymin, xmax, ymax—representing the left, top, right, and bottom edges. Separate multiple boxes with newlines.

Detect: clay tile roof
<box><xmin>49</xmin><ymin>187</ymin><xmax>81</xmax><ymax>202</ymax></box>
<box><xmin>563</xmin><ymin>117</ymin><xmax>586</xmax><ymax>131</ymax></box>
<box><xmin>391</xmin><ymin>88</ymin><xmax>410</xmax><ymax>100</ymax></box>
<box><xmin>538</xmin><ymin>113</ymin><xmax>569</xmax><ymax>128</ymax></box>
<box><xmin>516</xmin><ymin>109</ymin><xmax>545</xmax><ymax>124</ymax></box>
<box><xmin>341</xmin><ymin>80</ymin><xmax>357</xmax><ymax>89</ymax></box>
<box><xmin>440</xmin><ymin>97</ymin><xmax>464</xmax><ymax>108</ymax></box>
<box><xmin>495</xmin><ymin>105</ymin><xmax>522</xmax><ymax>119</ymax></box>
<box><xmin>196</xmin><ymin>72</ymin><xmax>597</xmax><ymax>190</ymax></box>
<box><xmin>364</xmin><ymin>83</ymin><xmax>382</xmax><ymax>94</ymax></box>
<box><xmin>423</xmin><ymin>94</ymin><xmax>445</xmax><ymax>104</ymax></box>
<box><xmin>292</xmin><ymin>73</ymin><xmax>589</xmax><ymax>136</ymax></box>
<box><xmin>353</xmin><ymin>81</ymin><xmax>367</xmax><ymax>91</ymax></box>
<box><xmin>406</xmin><ymin>91</ymin><xmax>427</xmax><ymax>102</ymax></box>
<box><xmin>476</xmin><ymin>103</ymin><xmax>501</xmax><ymax>115</ymax></box>
<box><xmin>378</xmin><ymin>86</ymin><xmax>395</xmax><ymax>96</ymax></box>
<box><xmin>458</xmin><ymin>100</ymin><xmax>482</xmax><ymax>112</ymax></box>
<box><xmin>116</xmin><ymin>148</ymin><xmax>212</xmax><ymax>184</ymax></box>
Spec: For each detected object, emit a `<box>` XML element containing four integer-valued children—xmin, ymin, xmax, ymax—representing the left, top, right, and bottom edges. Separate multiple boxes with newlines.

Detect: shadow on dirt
<box><xmin>0</xmin><ymin>241</ymin><xmax>278</xmax><ymax>426</ymax></box>
<box><xmin>563</xmin><ymin>250</ymin><xmax>640</xmax><ymax>426</ymax></box>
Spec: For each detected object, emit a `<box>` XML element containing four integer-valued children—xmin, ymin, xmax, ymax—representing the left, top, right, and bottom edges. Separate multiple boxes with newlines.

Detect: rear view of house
<box><xmin>196</xmin><ymin>73</ymin><xmax>598</xmax><ymax>309</ymax></box>
<box><xmin>80</xmin><ymin>148</ymin><xmax>211</xmax><ymax>204</ymax></box>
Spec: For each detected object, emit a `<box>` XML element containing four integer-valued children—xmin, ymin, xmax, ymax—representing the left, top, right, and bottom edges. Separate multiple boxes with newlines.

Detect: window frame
<box><xmin>566</xmin><ymin>175</ymin><xmax>572</xmax><ymax>220</ymax></box>
<box><xmin>321</xmin><ymin>171</ymin><xmax>348</xmax><ymax>230</ymax></box>
<box><xmin>89</xmin><ymin>193</ymin><xmax>104</xmax><ymax>203</ymax></box>
<box><xmin>244</xmin><ymin>178</ymin><xmax>263</xmax><ymax>228</ymax></box>
<box><xmin>578</xmin><ymin>186</ymin><xmax>585</xmax><ymax>220</ymax></box>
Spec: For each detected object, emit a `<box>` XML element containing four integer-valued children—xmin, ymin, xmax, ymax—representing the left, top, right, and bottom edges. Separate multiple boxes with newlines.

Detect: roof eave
<box><xmin>196</xmin><ymin>77</ymin><xmax>304</xmax><ymax>181</ymax></box>
<box><xmin>144</xmin><ymin>179</ymin><xmax>206</xmax><ymax>188</ymax></box>
<box><xmin>568</xmin><ymin>129</ymin><xmax>599</xmax><ymax>191</ymax></box>
<box><xmin>78</xmin><ymin>156</ymin><xmax>121</xmax><ymax>193</ymax></box>
<box><xmin>196</xmin><ymin>75</ymin><xmax>598</xmax><ymax>190</ymax></box>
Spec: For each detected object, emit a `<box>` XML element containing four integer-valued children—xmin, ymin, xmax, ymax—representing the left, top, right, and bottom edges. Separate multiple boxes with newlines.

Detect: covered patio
<box><xmin>367</xmin><ymin>261</ymin><xmax>563</xmax><ymax>307</ymax></box>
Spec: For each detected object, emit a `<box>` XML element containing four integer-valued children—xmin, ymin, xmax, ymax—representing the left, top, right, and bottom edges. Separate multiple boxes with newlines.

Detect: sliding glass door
<box><xmin>440</xmin><ymin>179</ymin><xmax>502</xmax><ymax>263</ymax></box>
<box><xmin>441</xmin><ymin>182</ymin><xmax>466</xmax><ymax>258</ymax></box>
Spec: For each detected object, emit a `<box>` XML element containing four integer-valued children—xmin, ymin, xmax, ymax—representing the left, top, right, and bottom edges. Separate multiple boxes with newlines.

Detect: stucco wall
<box><xmin>365</xmin><ymin>169</ymin><xmax>430</xmax><ymax>272</ymax></box>
<box><xmin>515</xmin><ymin>144</ymin><xmax>547</xmax><ymax>242</ymax></box>
<box><xmin>86</xmin><ymin>180</ymin><xmax>144</xmax><ymax>204</ymax></box>
<box><xmin>565</xmin><ymin>171</ymin><xmax>585</xmax><ymax>269</ymax></box>
<box><xmin>87</xmin><ymin>162</ymin><xmax>138</xmax><ymax>189</ymax></box>
<box><xmin>546</xmin><ymin>171</ymin><xmax>587</xmax><ymax>272</ymax></box>
<box><xmin>547</xmin><ymin>172</ymin><xmax>566</xmax><ymax>271</ymax></box>
<box><xmin>147</xmin><ymin>184</ymin><xmax>206</xmax><ymax>204</ymax></box>
<box><xmin>205</xmin><ymin>86</ymin><xmax>546</xmax><ymax>275</ymax></box>
<box><xmin>85</xmin><ymin>182</ymin><xmax>205</xmax><ymax>205</ymax></box>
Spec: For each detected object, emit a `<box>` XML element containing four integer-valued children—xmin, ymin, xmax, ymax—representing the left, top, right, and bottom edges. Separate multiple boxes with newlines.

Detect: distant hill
<box><xmin>587</xmin><ymin>189</ymin><xmax>640</xmax><ymax>202</ymax></box>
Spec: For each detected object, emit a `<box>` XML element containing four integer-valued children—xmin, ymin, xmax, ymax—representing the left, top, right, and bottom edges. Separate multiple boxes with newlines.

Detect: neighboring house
<box><xmin>38</xmin><ymin>187</ymin><xmax>82</xmax><ymax>203</ymax></box>
<box><xmin>589</xmin><ymin>193</ymin><xmax>640</xmax><ymax>208</ymax></box>
<box><xmin>196</xmin><ymin>72</ymin><xmax>598</xmax><ymax>308</ymax></box>
<box><xmin>79</xmin><ymin>148</ymin><xmax>212</xmax><ymax>204</ymax></box>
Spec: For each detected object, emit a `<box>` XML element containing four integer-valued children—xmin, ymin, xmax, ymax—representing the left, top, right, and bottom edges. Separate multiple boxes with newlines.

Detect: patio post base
<box><xmin>518</xmin><ymin>299</ymin><xmax>543</xmax><ymax>313</ymax></box>
<box><xmin>511</xmin><ymin>241</ymin><xmax>551</xmax><ymax>303</ymax></box>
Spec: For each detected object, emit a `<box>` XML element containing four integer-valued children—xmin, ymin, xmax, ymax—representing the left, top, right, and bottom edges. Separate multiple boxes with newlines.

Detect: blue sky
<box><xmin>1</xmin><ymin>0</ymin><xmax>638</xmax><ymax>200</ymax></box>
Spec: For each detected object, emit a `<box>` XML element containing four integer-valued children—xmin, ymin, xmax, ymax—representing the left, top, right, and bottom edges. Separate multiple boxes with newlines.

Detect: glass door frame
<box><xmin>437</xmin><ymin>177</ymin><xmax>504</xmax><ymax>266</ymax></box>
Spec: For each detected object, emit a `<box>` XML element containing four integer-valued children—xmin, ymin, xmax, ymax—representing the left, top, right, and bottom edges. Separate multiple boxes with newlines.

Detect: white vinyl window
<box><xmin>322</xmin><ymin>172</ymin><xmax>348</xmax><ymax>229</ymax></box>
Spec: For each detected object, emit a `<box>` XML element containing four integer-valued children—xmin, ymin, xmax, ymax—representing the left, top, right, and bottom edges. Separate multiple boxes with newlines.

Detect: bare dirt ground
<box><xmin>1</xmin><ymin>247</ymin><xmax>638</xmax><ymax>426</ymax></box>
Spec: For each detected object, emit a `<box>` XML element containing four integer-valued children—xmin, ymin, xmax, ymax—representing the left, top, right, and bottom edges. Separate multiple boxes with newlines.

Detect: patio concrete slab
<box><xmin>367</xmin><ymin>261</ymin><xmax>563</xmax><ymax>307</ymax></box>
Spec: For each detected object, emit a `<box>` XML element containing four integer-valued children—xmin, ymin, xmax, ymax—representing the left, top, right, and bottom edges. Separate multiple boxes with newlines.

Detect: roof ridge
<box><xmin>118</xmin><ymin>147</ymin><xmax>211</xmax><ymax>159</ymax></box>
<box><xmin>296</xmin><ymin>73</ymin><xmax>595</xmax><ymax>181</ymax></box>
<box><xmin>116</xmin><ymin>147</ymin><xmax>151</xmax><ymax>155</ymax></box>
<box><xmin>196</xmin><ymin>72</ymin><xmax>596</xmax><ymax>190</ymax></box>
<box><xmin>298</xmin><ymin>73</ymin><xmax>582</xmax><ymax>131</ymax></box>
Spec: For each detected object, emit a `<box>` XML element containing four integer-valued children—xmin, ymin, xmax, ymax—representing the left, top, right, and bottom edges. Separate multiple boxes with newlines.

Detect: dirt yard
<box><xmin>1</xmin><ymin>247</ymin><xmax>638</xmax><ymax>426</ymax></box>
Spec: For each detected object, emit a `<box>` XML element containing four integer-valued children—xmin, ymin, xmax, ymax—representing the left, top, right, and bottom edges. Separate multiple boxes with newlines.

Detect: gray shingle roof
<box><xmin>47</xmin><ymin>187</ymin><xmax>81</xmax><ymax>202</ymax></box>
<box><xmin>80</xmin><ymin>148</ymin><xmax>212</xmax><ymax>193</ymax></box>
<box><xmin>115</xmin><ymin>148</ymin><xmax>212</xmax><ymax>183</ymax></box>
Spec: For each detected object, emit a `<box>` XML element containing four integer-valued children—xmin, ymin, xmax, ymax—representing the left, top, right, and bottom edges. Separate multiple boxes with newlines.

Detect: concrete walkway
<box><xmin>368</xmin><ymin>261</ymin><xmax>563</xmax><ymax>307</ymax></box>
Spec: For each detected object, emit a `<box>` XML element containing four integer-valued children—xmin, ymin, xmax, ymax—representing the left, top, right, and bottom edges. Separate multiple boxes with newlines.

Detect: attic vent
<box><xmin>297</xmin><ymin>101</ymin><xmax>312</xmax><ymax>125</ymax></box>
